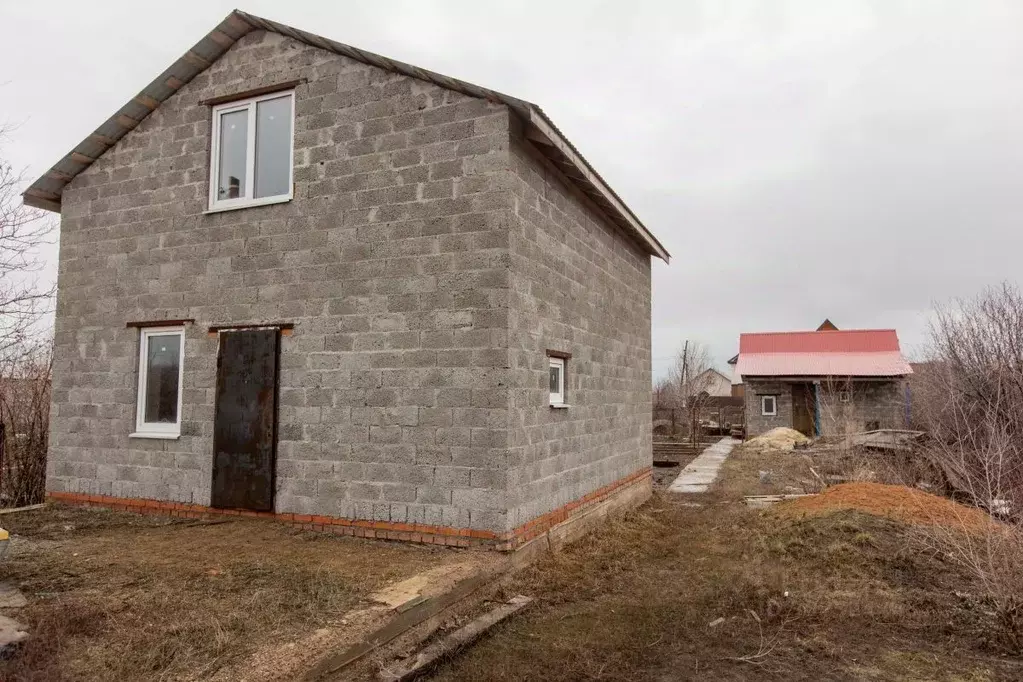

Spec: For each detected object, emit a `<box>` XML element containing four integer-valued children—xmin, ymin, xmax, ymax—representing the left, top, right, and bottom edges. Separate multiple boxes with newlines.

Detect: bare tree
<box><xmin>0</xmin><ymin>341</ymin><xmax>50</xmax><ymax>506</ymax></box>
<box><xmin>0</xmin><ymin>127</ymin><xmax>55</xmax><ymax>359</ymax></box>
<box><xmin>666</xmin><ymin>340</ymin><xmax>714</xmax><ymax>445</ymax></box>
<box><xmin>0</xmin><ymin>128</ymin><xmax>56</xmax><ymax>506</ymax></box>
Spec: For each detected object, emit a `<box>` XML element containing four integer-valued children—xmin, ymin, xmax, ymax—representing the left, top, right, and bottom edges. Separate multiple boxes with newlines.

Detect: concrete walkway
<box><xmin>668</xmin><ymin>437</ymin><xmax>740</xmax><ymax>494</ymax></box>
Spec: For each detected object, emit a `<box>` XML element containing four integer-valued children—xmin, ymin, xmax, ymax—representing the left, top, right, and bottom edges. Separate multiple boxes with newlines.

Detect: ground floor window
<box><xmin>133</xmin><ymin>326</ymin><xmax>185</xmax><ymax>438</ymax></box>
<box><xmin>761</xmin><ymin>395</ymin><xmax>777</xmax><ymax>416</ymax></box>
<box><xmin>549</xmin><ymin>357</ymin><xmax>566</xmax><ymax>406</ymax></box>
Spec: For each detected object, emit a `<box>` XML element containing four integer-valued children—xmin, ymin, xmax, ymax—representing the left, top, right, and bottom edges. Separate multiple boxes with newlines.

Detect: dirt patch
<box><xmin>775</xmin><ymin>482</ymin><xmax>996</xmax><ymax>532</ymax></box>
<box><xmin>430</xmin><ymin>494</ymin><xmax>1019</xmax><ymax>681</ymax></box>
<box><xmin>0</xmin><ymin>504</ymin><xmax>495</xmax><ymax>682</ymax></box>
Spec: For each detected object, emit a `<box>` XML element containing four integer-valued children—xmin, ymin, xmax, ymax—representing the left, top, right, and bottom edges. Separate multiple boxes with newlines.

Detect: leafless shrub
<box><xmin>0</xmin><ymin>126</ymin><xmax>55</xmax><ymax>507</ymax></box>
<box><xmin>916</xmin><ymin>283</ymin><xmax>1023</xmax><ymax>514</ymax></box>
<box><xmin>912</xmin><ymin>282</ymin><xmax>1023</xmax><ymax>651</ymax></box>
<box><xmin>0</xmin><ymin>341</ymin><xmax>50</xmax><ymax>506</ymax></box>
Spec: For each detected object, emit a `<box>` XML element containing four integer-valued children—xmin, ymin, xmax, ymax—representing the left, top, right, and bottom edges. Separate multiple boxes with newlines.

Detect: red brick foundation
<box><xmin>46</xmin><ymin>467</ymin><xmax>652</xmax><ymax>551</ymax></box>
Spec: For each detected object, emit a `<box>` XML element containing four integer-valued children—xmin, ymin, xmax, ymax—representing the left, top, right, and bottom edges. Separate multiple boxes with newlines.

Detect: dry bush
<box><xmin>911</xmin><ymin>282</ymin><xmax>1023</xmax><ymax>651</ymax></box>
<box><xmin>0</xmin><ymin>342</ymin><xmax>50</xmax><ymax>506</ymax></box>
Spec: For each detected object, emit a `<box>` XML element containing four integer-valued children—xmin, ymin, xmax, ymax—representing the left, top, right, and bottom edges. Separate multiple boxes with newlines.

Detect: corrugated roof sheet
<box><xmin>739</xmin><ymin>329</ymin><xmax>901</xmax><ymax>354</ymax></box>
<box><xmin>23</xmin><ymin>9</ymin><xmax>670</xmax><ymax>263</ymax></box>
<box><xmin>735</xmin><ymin>329</ymin><xmax>912</xmax><ymax>377</ymax></box>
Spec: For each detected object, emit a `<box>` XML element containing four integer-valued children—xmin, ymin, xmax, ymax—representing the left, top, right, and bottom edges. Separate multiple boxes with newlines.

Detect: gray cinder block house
<box><xmin>24</xmin><ymin>11</ymin><xmax>669</xmax><ymax>548</ymax></box>
<box><xmin>733</xmin><ymin>329</ymin><xmax>911</xmax><ymax>438</ymax></box>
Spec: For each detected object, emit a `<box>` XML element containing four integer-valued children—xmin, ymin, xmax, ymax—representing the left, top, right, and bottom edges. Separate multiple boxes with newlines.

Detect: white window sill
<box><xmin>549</xmin><ymin>403</ymin><xmax>570</xmax><ymax>409</ymax></box>
<box><xmin>129</xmin><ymin>431</ymin><xmax>181</xmax><ymax>440</ymax></box>
<box><xmin>203</xmin><ymin>195</ymin><xmax>292</xmax><ymax>214</ymax></box>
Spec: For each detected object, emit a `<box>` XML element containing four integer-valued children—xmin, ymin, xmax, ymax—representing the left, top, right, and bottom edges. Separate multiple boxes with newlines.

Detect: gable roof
<box><xmin>693</xmin><ymin>368</ymin><xmax>731</xmax><ymax>384</ymax></box>
<box><xmin>22</xmin><ymin>9</ymin><xmax>669</xmax><ymax>263</ymax></box>
<box><xmin>734</xmin><ymin>329</ymin><xmax>912</xmax><ymax>378</ymax></box>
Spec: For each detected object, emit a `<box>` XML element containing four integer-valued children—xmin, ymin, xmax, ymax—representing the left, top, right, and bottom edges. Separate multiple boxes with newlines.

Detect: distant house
<box><xmin>687</xmin><ymin>368</ymin><xmax>733</xmax><ymax>398</ymax></box>
<box><xmin>733</xmin><ymin>329</ymin><xmax>912</xmax><ymax>437</ymax></box>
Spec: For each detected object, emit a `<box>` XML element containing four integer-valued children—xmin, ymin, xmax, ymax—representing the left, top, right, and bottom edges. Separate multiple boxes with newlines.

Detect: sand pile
<box><xmin>774</xmin><ymin>482</ymin><xmax>995</xmax><ymax>532</ymax></box>
<box><xmin>744</xmin><ymin>427</ymin><xmax>810</xmax><ymax>452</ymax></box>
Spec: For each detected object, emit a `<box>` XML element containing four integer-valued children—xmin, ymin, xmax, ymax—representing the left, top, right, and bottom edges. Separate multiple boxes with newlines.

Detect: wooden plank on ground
<box><xmin>304</xmin><ymin>567</ymin><xmax>502</xmax><ymax>681</ymax></box>
<box><xmin>0</xmin><ymin>504</ymin><xmax>45</xmax><ymax>515</ymax></box>
<box><xmin>378</xmin><ymin>596</ymin><xmax>533</xmax><ymax>681</ymax></box>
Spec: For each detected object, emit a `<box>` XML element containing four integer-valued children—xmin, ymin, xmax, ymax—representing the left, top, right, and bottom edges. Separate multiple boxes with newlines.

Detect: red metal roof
<box><xmin>735</xmin><ymin>329</ymin><xmax>912</xmax><ymax>377</ymax></box>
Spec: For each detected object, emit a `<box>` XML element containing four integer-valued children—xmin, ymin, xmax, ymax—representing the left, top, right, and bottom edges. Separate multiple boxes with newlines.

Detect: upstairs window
<box><xmin>209</xmin><ymin>91</ymin><xmax>294</xmax><ymax>211</ymax></box>
<box><xmin>134</xmin><ymin>327</ymin><xmax>185</xmax><ymax>438</ymax></box>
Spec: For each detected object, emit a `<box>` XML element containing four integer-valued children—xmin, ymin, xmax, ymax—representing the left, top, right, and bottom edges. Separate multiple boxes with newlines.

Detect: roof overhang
<box><xmin>23</xmin><ymin>9</ymin><xmax>670</xmax><ymax>263</ymax></box>
<box><xmin>742</xmin><ymin>375</ymin><xmax>909</xmax><ymax>382</ymax></box>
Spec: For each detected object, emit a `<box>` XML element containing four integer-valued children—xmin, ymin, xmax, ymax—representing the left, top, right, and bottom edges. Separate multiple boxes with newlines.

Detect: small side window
<box><xmin>839</xmin><ymin>390</ymin><xmax>851</xmax><ymax>403</ymax></box>
<box><xmin>549</xmin><ymin>357</ymin><xmax>566</xmax><ymax>406</ymax></box>
<box><xmin>761</xmin><ymin>395</ymin><xmax>777</xmax><ymax>416</ymax></box>
<box><xmin>133</xmin><ymin>327</ymin><xmax>185</xmax><ymax>438</ymax></box>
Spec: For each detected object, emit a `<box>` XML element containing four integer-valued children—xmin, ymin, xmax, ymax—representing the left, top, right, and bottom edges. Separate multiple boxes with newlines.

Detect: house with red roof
<box><xmin>732</xmin><ymin>327</ymin><xmax>912</xmax><ymax>437</ymax></box>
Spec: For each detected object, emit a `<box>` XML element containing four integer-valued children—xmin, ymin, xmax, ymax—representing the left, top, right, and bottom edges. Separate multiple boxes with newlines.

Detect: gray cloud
<box><xmin>2</xmin><ymin>0</ymin><xmax>1020</xmax><ymax>378</ymax></box>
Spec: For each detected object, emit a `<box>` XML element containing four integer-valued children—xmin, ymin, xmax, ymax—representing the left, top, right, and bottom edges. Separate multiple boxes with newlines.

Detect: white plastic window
<box><xmin>549</xmin><ymin>357</ymin><xmax>566</xmax><ymax>406</ymax></box>
<box><xmin>134</xmin><ymin>327</ymin><xmax>185</xmax><ymax>438</ymax></box>
<box><xmin>761</xmin><ymin>395</ymin><xmax>777</xmax><ymax>416</ymax></box>
<box><xmin>209</xmin><ymin>91</ymin><xmax>294</xmax><ymax>211</ymax></box>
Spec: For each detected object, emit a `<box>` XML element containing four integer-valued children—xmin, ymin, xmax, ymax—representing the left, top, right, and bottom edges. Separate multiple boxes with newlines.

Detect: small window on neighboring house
<box><xmin>839</xmin><ymin>390</ymin><xmax>851</xmax><ymax>403</ymax></box>
<box><xmin>133</xmin><ymin>327</ymin><xmax>185</xmax><ymax>438</ymax></box>
<box><xmin>209</xmin><ymin>91</ymin><xmax>294</xmax><ymax>211</ymax></box>
<box><xmin>549</xmin><ymin>357</ymin><xmax>566</xmax><ymax>406</ymax></box>
<box><xmin>761</xmin><ymin>395</ymin><xmax>777</xmax><ymax>416</ymax></box>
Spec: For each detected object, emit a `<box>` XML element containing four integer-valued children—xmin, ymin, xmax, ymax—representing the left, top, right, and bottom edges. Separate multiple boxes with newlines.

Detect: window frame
<box><xmin>761</xmin><ymin>395</ymin><xmax>777</xmax><ymax>416</ymax></box>
<box><xmin>207</xmin><ymin>90</ymin><xmax>295</xmax><ymax>213</ymax></box>
<box><xmin>132</xmin><ymin>326</ymin><xmax>186</xmax><ymax>439</ymax></box>
<box><xmin>549</xmin><ymin>357</ymin><xmax>566</xmax><ymax>407</ymax></box>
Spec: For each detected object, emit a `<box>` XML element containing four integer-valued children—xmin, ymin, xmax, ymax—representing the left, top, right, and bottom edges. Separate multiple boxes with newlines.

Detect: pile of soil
<box><xmin>775</xmin><ymin>482</ymin><xmax>995</xmax><ymax>532</ymax></box>
<box><xmin>744</xmin><ymin>427</ymin><xmax>810</xmax><ymax>452</ymax></box>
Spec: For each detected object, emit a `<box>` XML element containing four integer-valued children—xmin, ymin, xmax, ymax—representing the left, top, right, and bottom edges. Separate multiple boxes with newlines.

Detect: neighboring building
<box><xmin>687</xmin><ymin>368</ymin><xmax>732</xmax><ymax>398</ymax></box>
<box><xmin>734</xmin><ymin>329</ymin><xmax>912</xmax><ymax>437</ymax></box>
<box><xmin>726</xmin><ymin>354</ymin><xmax>744</xmax><ymax>398</ymax></box>
<box><xmin>25</xmin><ymin>11</ymin><xmax>670</xmax><ymax>548</ymax></box>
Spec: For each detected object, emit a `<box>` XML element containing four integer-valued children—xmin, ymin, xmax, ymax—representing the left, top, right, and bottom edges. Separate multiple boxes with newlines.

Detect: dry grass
<box><xmin>430</xmin><ymin>443</ymin><xmax>1023</xmax><ymax>681</ymax></box>
<box><xmin>716</xmin><ymin>441</ymin><xmax>944</xmax><ymax>499</ymax></box>
<box><xmin>0</xmin><ymin>504</ymin><xmax>472</xmax><ymax>681</ymax></box>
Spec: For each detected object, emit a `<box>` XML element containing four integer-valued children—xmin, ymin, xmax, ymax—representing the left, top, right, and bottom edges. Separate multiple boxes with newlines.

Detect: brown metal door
<box><xmin>211</xmin><ymin>329</ymin><xmax>279</xmax><ymax>511</ymax></box>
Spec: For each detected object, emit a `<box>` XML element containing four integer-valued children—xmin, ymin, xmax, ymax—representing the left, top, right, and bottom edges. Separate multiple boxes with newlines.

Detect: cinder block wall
<box><xmin>744</xmin><ymin>380</ymin><xmax>794</xmax><ymax>436</ymax></box>
<box><xmin>49</xmin><ymin>31</ymin><xmax>516</xmax><ymax>532</ymax></box>
<box><xmin>505</xmin><ymin>127</ymin><xmax>653</xmax><ymax>529</ymax></box>
<box><xmin>817</xmin><ymin>380</ymin><xmax>906</xmax><ymax>435</ymax></box>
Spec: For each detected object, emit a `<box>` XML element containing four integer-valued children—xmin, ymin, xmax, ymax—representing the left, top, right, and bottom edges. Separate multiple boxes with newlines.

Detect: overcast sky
<box><xmin>2</xmin><ymin>1</ymin><xmax>1021</xmax><ymax>379</ymax></box>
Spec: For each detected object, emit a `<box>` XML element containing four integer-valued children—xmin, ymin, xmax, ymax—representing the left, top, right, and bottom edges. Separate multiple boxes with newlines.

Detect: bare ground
<box><xmin>0</xmin><ymin>505</ymin><xmax>495</xmax><ymax>682</ymax></box>
<box><xmin>429</xmin><ymin>444</ymin><xmax>1023</xmax><ymax>681</ymax></box>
